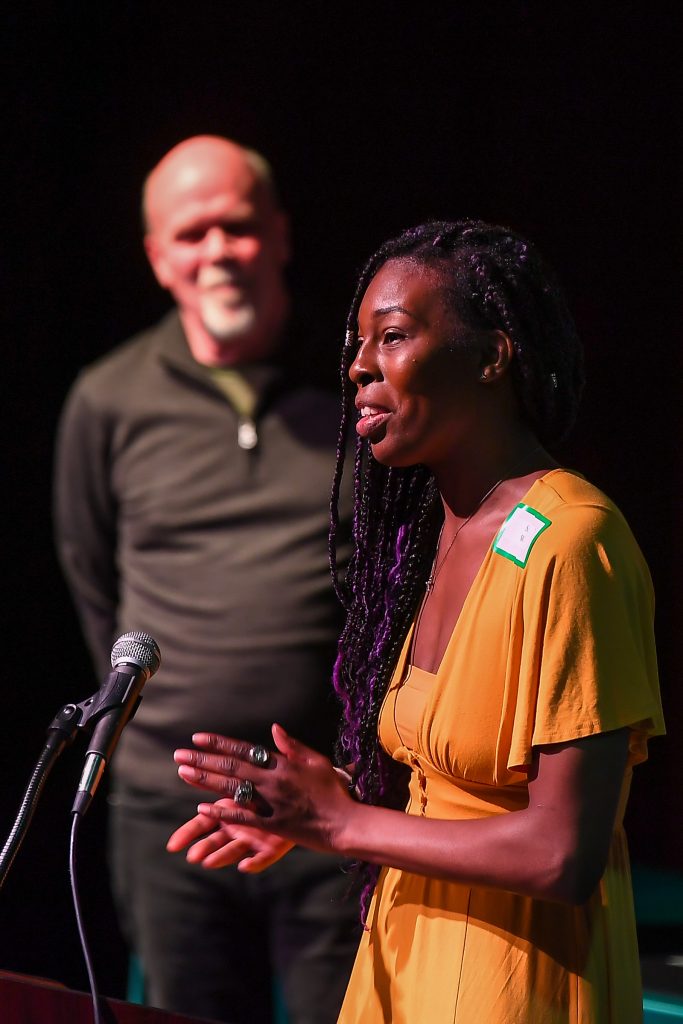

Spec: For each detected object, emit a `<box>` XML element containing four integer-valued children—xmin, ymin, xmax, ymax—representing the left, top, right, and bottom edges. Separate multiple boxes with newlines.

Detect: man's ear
<box><xmin>478</xmin><ymin>330</ymin><xmax>514</xmax><ymax>383</ymax></box>
<box><xmin>144</xmin><ymin>234</ymin><xmax>171</xmax><ymax>288</ymax></box>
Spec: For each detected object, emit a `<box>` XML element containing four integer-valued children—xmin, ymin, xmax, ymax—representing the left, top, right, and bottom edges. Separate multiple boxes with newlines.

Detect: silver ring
<box><xmin>248</xmin><ymin>744</ymin><xmax>270</xmax><ymax>768</ymax></box>
<box><xmin>233</xmin><ymin>780</ymin><xmax>255</xmax><ymax>805</ymax></box>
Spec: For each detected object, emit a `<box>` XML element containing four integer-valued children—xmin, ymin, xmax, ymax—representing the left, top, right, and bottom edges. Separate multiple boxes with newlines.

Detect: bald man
<box><xmin>54</xmin><ymin>137</ymin><xmax>357</xmax><ymax>1024</ymax></box>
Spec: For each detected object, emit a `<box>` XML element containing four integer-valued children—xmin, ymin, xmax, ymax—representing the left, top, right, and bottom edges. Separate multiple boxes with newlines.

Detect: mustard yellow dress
<box><xmin>338</xmin><ymin>470</ymin><xmax>664</xmax><ymax>1024</ymax></box>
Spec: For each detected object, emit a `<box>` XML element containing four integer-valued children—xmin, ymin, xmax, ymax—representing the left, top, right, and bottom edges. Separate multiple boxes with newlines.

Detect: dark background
<box><xmin>1</xmin><ymin>1</ymin><xmax>680</xmax><ymax>1003</ymax></box>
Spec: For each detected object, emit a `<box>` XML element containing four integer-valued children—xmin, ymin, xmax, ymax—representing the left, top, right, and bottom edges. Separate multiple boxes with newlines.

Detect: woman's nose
<box><xmin>349</xmin><ymin>340</ymin><xmax>378</xmax><ymax>387</ymax></box>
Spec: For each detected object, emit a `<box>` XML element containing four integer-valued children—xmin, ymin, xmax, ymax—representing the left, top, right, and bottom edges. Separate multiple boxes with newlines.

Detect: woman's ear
<box><xmin>478</xmin><ymin>330</ymin><xmax>514</xmax><ymax>383</ymax></box>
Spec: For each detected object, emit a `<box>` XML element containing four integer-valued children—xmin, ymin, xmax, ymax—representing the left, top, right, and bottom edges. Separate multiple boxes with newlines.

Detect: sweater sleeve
<box><xmin>507</xmin><ymin>502</ymin><xmax>664</xmax><ymax>771</ymax></box>
<box><xmin>53</xmin><ymin>376</ymin><xmax>119</xmax><ymax>677</ymax></box>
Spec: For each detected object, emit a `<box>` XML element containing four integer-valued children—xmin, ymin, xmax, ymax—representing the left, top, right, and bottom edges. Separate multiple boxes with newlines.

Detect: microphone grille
<box><xmin>111</xmin><ymin>631</ymin><xmax>161</xmax><ymax>676</ymax></box>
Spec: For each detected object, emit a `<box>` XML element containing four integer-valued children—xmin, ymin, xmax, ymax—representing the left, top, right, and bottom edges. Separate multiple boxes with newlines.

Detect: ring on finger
<box><xmin>234</xmin><ymin>780</ymin><xmax>255</xmax><ymax>805</ymax></box>
<box><xmin>247</xmin><ymin>744</ymin><xmax>270</xmax><ymax>768</ymax></box>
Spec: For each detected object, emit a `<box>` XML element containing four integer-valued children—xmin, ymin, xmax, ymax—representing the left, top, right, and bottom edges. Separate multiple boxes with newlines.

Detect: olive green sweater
<box><xmin>54</xmin><ymin>311</ymin><xmax>351</xmax><ymax>802</ymax></box>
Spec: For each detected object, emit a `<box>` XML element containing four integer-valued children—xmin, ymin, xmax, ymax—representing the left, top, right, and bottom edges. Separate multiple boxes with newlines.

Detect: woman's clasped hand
<box><xmin>167</xmin><ymin>723</ymin><xmax>356</xmax><ymax>870</ymax></box>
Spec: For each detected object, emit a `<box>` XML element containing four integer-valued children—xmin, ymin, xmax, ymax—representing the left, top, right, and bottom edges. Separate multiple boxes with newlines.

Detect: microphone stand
<box><xmin>0</xmin><ymin>631</ymin><xmax>158</xmax><ymax>1024</ymax></box>
<box><xmin>1</xmin><ymin>703</ymin><xmax>117</xmax><ymax>1024</ymax></box>
<box><xmin>0</xmin><ymin>701</ymin><xmax>83</xmax><ymax>890</ymax></box>
<box><xmin>0</xmin><ymin>666</ymin><xmax>138</xmax><ymax>890</ymax></box>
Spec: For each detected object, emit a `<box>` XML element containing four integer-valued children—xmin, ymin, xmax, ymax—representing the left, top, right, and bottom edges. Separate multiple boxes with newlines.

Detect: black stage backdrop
<box><xmin>1</xmin><ymin>1</ymin><xmax>680</xmax><ymax>1000</ymax></box>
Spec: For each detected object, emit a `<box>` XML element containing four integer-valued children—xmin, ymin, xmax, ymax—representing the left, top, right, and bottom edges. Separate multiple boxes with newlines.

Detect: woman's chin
<box><xmin>369</xmin><ymin>440</ymin><xmax>421</xmax><ymax>470</ymax></box>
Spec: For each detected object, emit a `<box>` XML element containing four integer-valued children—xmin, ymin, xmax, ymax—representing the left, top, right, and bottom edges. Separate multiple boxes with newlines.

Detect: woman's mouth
<box><xmin>356</xmin><ymin>406</ymin><xmax>391</xmax><ymax>439</ymax></box>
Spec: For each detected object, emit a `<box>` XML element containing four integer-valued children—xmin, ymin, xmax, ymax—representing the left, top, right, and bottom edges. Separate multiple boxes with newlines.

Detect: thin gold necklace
<box><xmin>424</xmin><ymin>445</ymin><xmax>542</xmax><ymax>594</ymax></box>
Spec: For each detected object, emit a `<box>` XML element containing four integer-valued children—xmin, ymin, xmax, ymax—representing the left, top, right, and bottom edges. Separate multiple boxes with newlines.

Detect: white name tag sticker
<box><xmin>493</xmin><ymin>503</ymin><xmax>551</xmax><ymax>568</ymax></box>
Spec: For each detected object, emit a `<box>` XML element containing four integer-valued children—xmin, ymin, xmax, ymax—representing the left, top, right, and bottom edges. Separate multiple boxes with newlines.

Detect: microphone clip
<box><xmin>74</xmin><ymin>668</ymin><xmax>143</xmax><ymax>736</ymax></box>
<box><xmin>46</xmin><ymin>667</ymin><xmax>143</xmax><ymax>750</ymax></box>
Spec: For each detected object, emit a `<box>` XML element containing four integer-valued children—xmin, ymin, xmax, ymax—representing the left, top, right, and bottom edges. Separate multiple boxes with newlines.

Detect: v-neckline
<box><xmin>404</xmin><ymin>546</ymin><xmax>496</xmax><ymax>677</ymax></box>
<box><xmin>407</xmin><ymin>469</ymin><xmax>563</xmax><ymax>677</ymax></box>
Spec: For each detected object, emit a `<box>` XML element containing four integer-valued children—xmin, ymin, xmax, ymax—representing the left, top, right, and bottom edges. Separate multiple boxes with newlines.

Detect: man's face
<box><xmin>144</xmin><ymin>143</ymin><xmax>289</xmax><ymax>361</ymax></box>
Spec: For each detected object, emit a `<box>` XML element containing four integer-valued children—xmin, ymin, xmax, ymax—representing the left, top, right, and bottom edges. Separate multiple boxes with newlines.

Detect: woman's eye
<box><xmin>383</xmin><ymin>330</ymin><xmax>404</xmax><ymax>344</ymax></box>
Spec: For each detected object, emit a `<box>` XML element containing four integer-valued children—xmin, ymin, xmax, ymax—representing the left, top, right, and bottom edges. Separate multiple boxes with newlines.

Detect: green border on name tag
<box><xmin>493</xmin><ymin>503</ymin><xmax>551</xmax><ymax>568</ymax></box>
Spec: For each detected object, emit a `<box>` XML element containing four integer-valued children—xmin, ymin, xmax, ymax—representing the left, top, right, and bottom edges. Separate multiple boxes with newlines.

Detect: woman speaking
<box><xmin>169</xmin><ymin>220</ymin><xmax>664</xmax><ymax>1023</ymax></box>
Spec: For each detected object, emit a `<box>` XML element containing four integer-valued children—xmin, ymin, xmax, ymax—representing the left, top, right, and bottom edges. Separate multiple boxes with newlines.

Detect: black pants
<box><xmin>109</xmin><ymin>796</ymin><xmax>360</xmax><ymax>1024</ymax></box>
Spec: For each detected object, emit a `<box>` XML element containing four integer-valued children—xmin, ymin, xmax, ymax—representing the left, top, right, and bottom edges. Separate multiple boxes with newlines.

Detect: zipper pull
<box><xmin>237</xmin><ymin>417</ymin><xmax>258</xmax><ymax>450</ymax></box>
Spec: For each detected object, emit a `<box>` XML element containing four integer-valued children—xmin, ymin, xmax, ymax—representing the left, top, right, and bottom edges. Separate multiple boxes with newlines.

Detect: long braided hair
<box><xmin>328</xmin><ymin>219</ymin><xmax>584</xmax><ymax>911</ymax></box>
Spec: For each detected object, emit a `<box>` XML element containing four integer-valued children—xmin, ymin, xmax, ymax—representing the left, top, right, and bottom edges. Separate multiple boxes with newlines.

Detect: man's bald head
<box><xmin>142</xmin><ymin>136</ymin><xmax>279</xmax><ymax>233</ymax></box>
<box><xmin>143</xmin><ymin>136</ymin><xmax>290</xmax><ymax>366</ymax></box>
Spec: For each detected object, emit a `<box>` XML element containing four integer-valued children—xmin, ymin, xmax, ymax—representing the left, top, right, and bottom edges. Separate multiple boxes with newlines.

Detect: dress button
<box><xmin>409</xmin><ymin>751</ymin><xmax>428</xmax><ymax>816</ymax></box>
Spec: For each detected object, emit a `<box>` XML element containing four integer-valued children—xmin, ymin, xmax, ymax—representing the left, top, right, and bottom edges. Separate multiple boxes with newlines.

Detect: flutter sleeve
<box><xmin>507</xmin><ymin>501</ymin><xmax>664</xmax><ymax>772</ymax></box>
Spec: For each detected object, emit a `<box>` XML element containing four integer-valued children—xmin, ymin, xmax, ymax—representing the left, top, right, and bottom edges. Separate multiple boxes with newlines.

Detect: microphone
<box><xmin>72</xmin><ymin>631</ymin><xmax>161</xmax><ymax>816</ymax></box>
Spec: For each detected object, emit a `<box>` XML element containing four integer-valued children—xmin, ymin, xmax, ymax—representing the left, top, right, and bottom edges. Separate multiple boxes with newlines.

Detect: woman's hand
<box><xmin>167</xmin><ymin>808</ymin><xmax>294</xmax><ymax>872</ymax></box>
<box><xmin>172</xmin><ymin>722</ymin><xmax>356</xmax><ymax>855</ymax></box>
<box><xmin>172</xmin><ymin>725</ymin><xmax>629</xmax><ymax>902</ymax></box>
